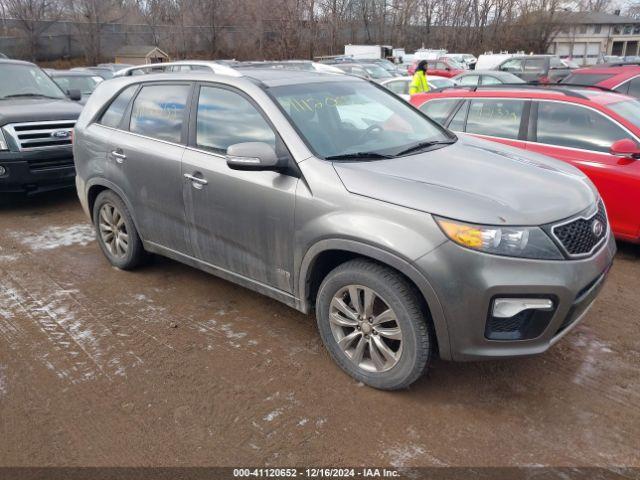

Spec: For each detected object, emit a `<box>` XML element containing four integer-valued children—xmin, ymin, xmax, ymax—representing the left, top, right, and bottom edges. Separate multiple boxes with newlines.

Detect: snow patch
<box><xmin>12</xmin><ymin>224</ymin><xmax>95</xmax><ymax>251</ymax></box>
<box><xmin>0</xmin><ymin>365</ymin><xmax>7</xmax><ymax>397</ymax></box>
<box><xmin>263</xmin><ymin>408</ymin><xmax>283</xmax><ymax>422</ymax></box>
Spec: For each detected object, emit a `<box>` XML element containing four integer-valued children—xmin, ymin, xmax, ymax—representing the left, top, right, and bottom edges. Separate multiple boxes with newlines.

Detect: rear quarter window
<box><xmin>418</xmin><ymin>98</ymin><xmax>460</xmax><ymax>125</ymax></box>
<box><xmin>99</xmin><ymin>85</ymin><xmax>138</xmax><ymax>128</ymax></box>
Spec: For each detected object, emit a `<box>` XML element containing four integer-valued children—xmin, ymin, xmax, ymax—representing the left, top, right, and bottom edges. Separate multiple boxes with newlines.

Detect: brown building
<box><xmin>114</xmin><ymin>46</ymin><xmax>170</xmax><ymax>66</ymax></box>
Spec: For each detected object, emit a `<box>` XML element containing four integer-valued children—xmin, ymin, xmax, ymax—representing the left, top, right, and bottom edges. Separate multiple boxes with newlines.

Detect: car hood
<box><xmin>332</xmin><ymin>134</ymin><xmax>598</xmax><ymax>226</ymax></box>
<box><xmin>0</xmin><ymin>98</ymin><xmax>83</xmax><ymax>125</ymax></box>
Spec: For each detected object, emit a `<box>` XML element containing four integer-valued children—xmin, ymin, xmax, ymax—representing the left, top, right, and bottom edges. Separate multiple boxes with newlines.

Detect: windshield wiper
<box><xmin>395</xmin><ymin>140</ymin><xmax>456</xmax><ymax>157</ymax></box>
<box><xmin>1</xmin><ymin>93</ymin><xmax>62</xmax><ymax>100</ymax></box>
<box><xmin>325</xmin><ymin>151</ymin><xmax>395</xmax><ymax>161</ymax></box>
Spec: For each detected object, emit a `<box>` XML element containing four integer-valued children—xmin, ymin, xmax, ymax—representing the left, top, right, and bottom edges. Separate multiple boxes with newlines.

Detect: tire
<box><xmin>316</xmin><ymin>259</ymin><xmax>433</xmax><ymax>390</ymax></box>
<box><xmin>92</xmin><ymin>190</ymin><xmax>146</xmax><ymax>270</ymax></box>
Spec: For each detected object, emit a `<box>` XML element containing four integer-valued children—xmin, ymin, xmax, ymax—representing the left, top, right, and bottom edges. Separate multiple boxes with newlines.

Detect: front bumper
<box><xmin>0</xmin><ymin>149</ymin><xmax>75</xmax><ymax>194</ymax></box>
<box><xmin>415</xmin><ymin>233</ymin><xmax>616</xmax><ymax>361</ymax></box>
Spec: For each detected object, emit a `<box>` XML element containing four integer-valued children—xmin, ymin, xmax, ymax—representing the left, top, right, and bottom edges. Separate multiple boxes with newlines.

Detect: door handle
<box><xmin>111</xmin><ymin>150</ymin><xmax>127</xmax><ymax>163</ymax></box>
<box><xmin>184</xmin><ymin>173</ymin><xmax>208</xmax><ymax>188</ymax></box>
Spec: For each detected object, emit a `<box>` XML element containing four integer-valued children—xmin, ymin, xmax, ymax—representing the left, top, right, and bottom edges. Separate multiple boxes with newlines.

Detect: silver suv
<box><xmin>74</xmin><ymin>69</ymin><xmax>616</xmax><ymax>390</ymax></box>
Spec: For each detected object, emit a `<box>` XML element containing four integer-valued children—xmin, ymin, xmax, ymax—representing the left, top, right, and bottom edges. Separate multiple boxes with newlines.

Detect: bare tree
<box><xmin>1</xmin><ymin>0</ymin><xmax>62</xmax><ymax>60</ymax></box>
<box><xmin>66</xmin><ymin>0</ymin><xmax>128</xmax><ymax>64</ymax></box>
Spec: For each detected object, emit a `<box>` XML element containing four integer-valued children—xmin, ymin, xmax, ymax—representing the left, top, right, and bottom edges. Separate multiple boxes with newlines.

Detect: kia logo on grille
<box><xmin>592</xmin><ymin>219</ymin><xmax>604</xmax><ymax>238</ymax></box>
<box><xmin>51</xmin><ymin>130</ymin><xmax>70</xmax><ymax>138</ymax></box>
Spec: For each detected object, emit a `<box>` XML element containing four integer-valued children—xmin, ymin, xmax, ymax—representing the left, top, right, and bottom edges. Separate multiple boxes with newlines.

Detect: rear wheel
<box><xmin>316</xmin><ymin>259</ymin><xmax>433</xmax><ymax>390</ymax></box>
<box><xmin>93</xmin><ymin>190</ymin><xmax>146</xmax><ymax>270</ymax></box>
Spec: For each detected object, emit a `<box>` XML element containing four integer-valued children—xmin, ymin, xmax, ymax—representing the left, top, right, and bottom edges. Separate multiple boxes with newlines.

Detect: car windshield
<box><xmin>363</xmin><ymin>65</ymin><xmax>393</xmax><ymax>79</ymax></box>
<box><xmin>270</xmin><ymin>81</ymin><xmax>453</xmax><ymax>159</ymax></box>
<box><xmin>52</xmin><ymin>75</ymin><xmax>100</xmax><ymax>94</ymax></box>
<box><xmin>608</xmin><ymin>99</ymin><xmax>640</xmax><ymax>128</ymax></box>
<box><xmin>447</xmin><ymin>59</ymin><xmax>465</xmax><ymax>69</ymax></box>
<box><xmin>0</xmin><ymin>64</ymin><xmax>66</xmax><ymax>99</ymax></box>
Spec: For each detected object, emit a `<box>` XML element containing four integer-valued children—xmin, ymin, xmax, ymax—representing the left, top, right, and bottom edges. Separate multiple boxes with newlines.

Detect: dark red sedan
<box><xmin>411</xmin><ymin>86</ymin><xmax>640</xmax><ymax>242</ymax></box>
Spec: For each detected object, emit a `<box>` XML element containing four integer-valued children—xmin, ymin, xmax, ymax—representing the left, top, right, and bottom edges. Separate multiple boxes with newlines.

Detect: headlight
<box><xmin>0</xmin><ymin>129</ymin><xmax>7</xmax><ymax>151</ymax></box>
<box><xmin>435</xmin><ymin>217</ymin><xmax>564</xmax><ymax>260</ymax></box>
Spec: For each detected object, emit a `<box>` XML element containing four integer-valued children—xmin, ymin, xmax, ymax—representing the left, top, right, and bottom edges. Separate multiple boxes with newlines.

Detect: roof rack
<box><xmin>114</xmin><ymin>61</ymin><xmax>243</xmax><ymax>78</ymax></box>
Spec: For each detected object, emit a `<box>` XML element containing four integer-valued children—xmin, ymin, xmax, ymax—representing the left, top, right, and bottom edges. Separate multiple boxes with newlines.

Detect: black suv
<box><xmin>0</xmin><ymin>59</ymin><xmax>83</xmax><ymax>194</ymax></box>
<box><xmin>494</xmin><ymin>55</ymin><xmax>576</xmax><ymax>84</ymax></box>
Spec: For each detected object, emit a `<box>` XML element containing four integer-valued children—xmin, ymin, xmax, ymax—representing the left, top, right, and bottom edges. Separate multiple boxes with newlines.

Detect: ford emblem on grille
<box><xmin>51</xmin><ymin>130</ymin><xmax>70</xmax><ymax>138</ymax></box>
<box><xmin>592</xmin><ymin>219</ymin><xmax>604</xmax><ymax>238</ymax></box>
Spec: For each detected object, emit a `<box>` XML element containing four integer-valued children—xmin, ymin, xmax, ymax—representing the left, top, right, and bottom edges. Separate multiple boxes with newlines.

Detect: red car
<box><xmin>562</xmin><ymin>66</ymin><xmax>640</xmax><ymax>99</ymax></box>
<box><xmin>408</xmin><ymin>58</ymin><xmax>465</xmax><ymax>78</ymax></box>
<box><xmin>411</xmin><ymin>86</ymin><xmax>640</xmax><ymax>242</ymax></box>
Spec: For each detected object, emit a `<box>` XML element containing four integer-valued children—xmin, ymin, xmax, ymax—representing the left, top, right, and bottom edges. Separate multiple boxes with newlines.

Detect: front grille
<box><xmin>551</xmin><ymin>202</ymin><xmax>608</xmax><ymax>257</ymax></box>
<box><xmin>3</xmin><ymin>120</ymin><xmax>75</xmax><ymax>151</ymax></box>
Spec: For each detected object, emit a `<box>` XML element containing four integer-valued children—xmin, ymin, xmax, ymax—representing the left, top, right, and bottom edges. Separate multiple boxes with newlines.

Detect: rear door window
<box><xmin>99</xmin><ymin>85</ymin><xmax>138</xmax><ymax>128</ymax></box>
<box><xmin>418</xmin><ymin>98</ymin><xmax>460</xmax><ymax>125</ymax></box>
<box><xmin>500</xmin><ymin>58</ymin><xmax>523</xmax><ymax>72</ymax></box>
<box><xmin>465</xmin><ymin>99</ymin><xmax>525</xmax><ymax>139</ymax></box>
<box><xmin>195</xmin><ymin>85</ymin><xmax>276</xmax><ymax>153</ymax></box>
<box><xmin>535</xmin><ymin>101</ymin><xmax>631</xmax><ymax>152</ymax></box>
<box><xmin>129</xmin><ymin>84</ymin><xmax>190</xmax><ymax>143</ymax></box>
<box><xmin>524</xmin><ymin>58</ymin><xmax>546</xmax><ymax>73</ymax></box>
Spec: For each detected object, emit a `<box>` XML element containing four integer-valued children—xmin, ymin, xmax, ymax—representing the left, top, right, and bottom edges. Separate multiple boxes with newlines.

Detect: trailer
<box><xmin>344</xmin><ymin>45</ymin><xmax>393</xmax><ymax>60</ymax></box>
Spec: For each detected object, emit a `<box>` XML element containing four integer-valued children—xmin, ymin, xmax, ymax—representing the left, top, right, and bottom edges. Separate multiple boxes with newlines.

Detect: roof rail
<box><xmin>433</xmin><ymin>83</ymin><xmax>592</xmax><ymax>100</ymax></box>
<box><xmin>554</xmin><ymin>82</ymin><xmax>614</xmax><ymax>92</ymax></box>
<box><xmin>114</xmin><ymin>61</ymin><xmax>243</xmax><ymax>78</ymax></box>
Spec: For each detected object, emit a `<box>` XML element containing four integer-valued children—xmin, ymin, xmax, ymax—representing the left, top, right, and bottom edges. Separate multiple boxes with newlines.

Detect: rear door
<box><xmin>525</xmin><ymin>100</ymin><xmax>640</xmax><ymax>239</ymax></box>
<box><xmin>109</xmin><ymin>82</ymin><xmax>193</xmax><ymax>253</ymax></box>
<box><xmin>181</xmin><ymin>83</ymin><xmax>298</xmax><ymax>292</ymax></box>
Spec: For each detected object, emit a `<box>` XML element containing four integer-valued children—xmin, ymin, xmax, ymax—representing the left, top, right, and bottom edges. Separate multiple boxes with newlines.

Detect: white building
<box><xmin>548</xmin><ymin>11</ymin><xmax>640</xmax><ymax>65</ymax></box>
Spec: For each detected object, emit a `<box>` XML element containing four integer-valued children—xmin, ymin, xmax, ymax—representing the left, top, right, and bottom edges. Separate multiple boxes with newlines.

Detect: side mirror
<box><xmin>610</xmin><ymin>138</ymin><xmax>640</xmax><ymax>159</ymax></box>
<box><xmin>226</xmin><ymin>142</ymin><xmax>283</xmax><ymax>171</ymax></box>
<box><xmin>67</xmin><ymin>89</ymin><xmax>82</xmax><ymax>101</ymax></box>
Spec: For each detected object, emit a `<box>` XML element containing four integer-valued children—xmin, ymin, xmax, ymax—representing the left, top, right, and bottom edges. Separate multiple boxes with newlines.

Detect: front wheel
<box><xmin>316</xmin><ymin>259</ymin><xmax>433</xmax><ymax>390</ymax></box>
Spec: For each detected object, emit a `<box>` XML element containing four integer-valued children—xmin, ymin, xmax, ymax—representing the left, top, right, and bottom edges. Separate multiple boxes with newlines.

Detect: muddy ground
<box><xmin>0</xmin><ymin>190</ymin><xmax>638</xmax><ymax>469</ymax></box>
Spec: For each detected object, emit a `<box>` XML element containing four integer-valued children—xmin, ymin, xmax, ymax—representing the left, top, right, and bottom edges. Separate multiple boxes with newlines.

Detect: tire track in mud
<box><xmin>0</xmin><ymin>266</ymin><xmax>145</xmax><ymax>384</ymax></box>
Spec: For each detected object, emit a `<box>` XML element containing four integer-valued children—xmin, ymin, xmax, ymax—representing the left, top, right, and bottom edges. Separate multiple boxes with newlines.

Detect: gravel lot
<box><xmin>0</xmin><ymin>190</ymin><xmax>639</xmax><ymax>468</ymax></box>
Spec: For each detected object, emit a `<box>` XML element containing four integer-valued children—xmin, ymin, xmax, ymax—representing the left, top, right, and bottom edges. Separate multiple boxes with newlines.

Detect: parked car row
<box><xmin>0</xmin><ymin>56</ymin><xmax>636</xmax><ymax>390</ymax></box>
<box><xmin>412</xmin><ymin>85</ymin><xmax>640</xmax><ymax>242</ymax></box>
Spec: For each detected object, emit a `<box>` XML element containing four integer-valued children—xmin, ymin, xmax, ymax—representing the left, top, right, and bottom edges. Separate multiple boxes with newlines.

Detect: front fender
<box><xmin>297</xmin><ymin>238</ymin><xmax>452</xmax><ymax>360</ymax></box>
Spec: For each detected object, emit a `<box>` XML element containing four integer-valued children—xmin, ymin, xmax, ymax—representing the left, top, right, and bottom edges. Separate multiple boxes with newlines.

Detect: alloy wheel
<box><xmin>98</xmin><ymin>203</ymin><xmax>129</xmax><ymax>258</ymax></box>
<box><xmin>329</xmin><ymin>285</ymin><xmax>403</xmax><ymax>373</ymax></box>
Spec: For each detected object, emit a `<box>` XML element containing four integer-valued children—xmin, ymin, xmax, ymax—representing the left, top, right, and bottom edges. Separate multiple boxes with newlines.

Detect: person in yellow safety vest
<box><xmin>409</xmin><ymin>60</ymin><xmax>430</xmax><ymax>95</ymax></box>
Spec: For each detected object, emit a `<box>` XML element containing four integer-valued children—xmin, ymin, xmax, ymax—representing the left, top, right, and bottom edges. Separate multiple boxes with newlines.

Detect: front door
<box><xmin>181</xmin><ymin>84</ymin><xmax>298</xmax><ymax>292</ymax></box>
<box><xmin>526</xmin><ymin>100</ymin><xmax>640</xmax><ymax>239</ymax></box>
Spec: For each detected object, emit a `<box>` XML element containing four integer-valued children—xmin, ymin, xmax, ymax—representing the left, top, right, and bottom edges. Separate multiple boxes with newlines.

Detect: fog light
<box><xmin>0</xmin><ymin>165</ymin><xmax>6</xmax><ymax>176</ymax></box>
<box><xmin>486</xmin><ymin>297</ymin><xmax>556</xmax><ymax>341</ymax></box>
<box><xmin>492</xmin><ymin>298</ymin><xmax>553</xmax><ymax>318</ymax></box>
